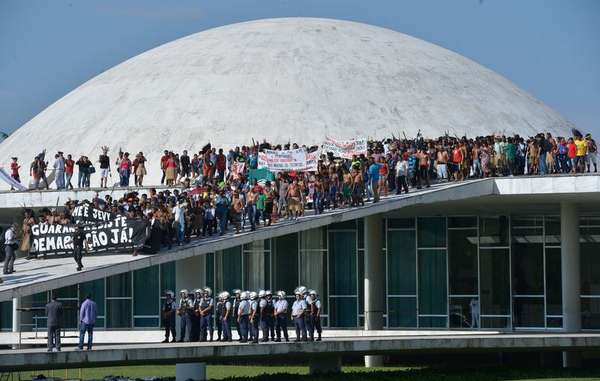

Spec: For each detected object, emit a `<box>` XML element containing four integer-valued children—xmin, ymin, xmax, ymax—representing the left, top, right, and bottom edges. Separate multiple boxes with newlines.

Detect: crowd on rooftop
<box><xmin>5</xmin><ymin>131</ymin><xmax>598</xmax><ymax>263</ymax></box>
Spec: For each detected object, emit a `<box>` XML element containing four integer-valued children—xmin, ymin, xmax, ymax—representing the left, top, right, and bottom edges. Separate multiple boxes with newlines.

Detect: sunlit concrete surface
<box><xmin>2</xmin><ymin>332</ymin><xmax>599</xmax><ymax>372</ymax></box>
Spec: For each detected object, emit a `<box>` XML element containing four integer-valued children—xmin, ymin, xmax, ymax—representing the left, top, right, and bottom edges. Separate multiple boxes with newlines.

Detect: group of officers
<box><xmin>161</xmin><ymin>285</ymin><xmax>322</xmax><ymax>344</ymax></box>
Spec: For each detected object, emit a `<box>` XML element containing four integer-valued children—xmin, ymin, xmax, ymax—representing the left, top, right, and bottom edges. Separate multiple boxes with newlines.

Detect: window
<box><xmin>479</xmin><ymin>216</ymin><xmax>509</xmax><ymax>247</ymax></box>
<box><xmin>134</xmin><ymin>266</ymin><xmax>159</xmax><ymax>328</ymax></box>
<box><xmin>216</xmin><ymin>247</ymin><xmax>242</xmax><ymax>292</ymax></box>
<box><xmin>448</xmin><ymin>229</ymin><xmax>478</xmax><ymax>295</ymax></box>
<box><xmin>273</xmin><ymin>234</ymin><xmax>298</xmax><ymax>295</ymax></box>
<box><xmin>418</xmin><ymin>249</ymin><xmax>448</xmax><ymax>327</ymax></box>
<box><xmin>417</xmin><ymin>217</ymin><xmax>446</xmax><ymax>248</ymax></box>
<box><xmin>479</xmin><ymin>248</ymin><xmax>510</xmax><ymax>317</ymax></box>
<box><xmin>329</xmin><ymin>231</ymin><xmax>357</xmax><ymax>327</ymax></box>
<box><xmin>106</xmin><ymin>273</ymin><xmax>132</xmax><ymax>328</ymax></box>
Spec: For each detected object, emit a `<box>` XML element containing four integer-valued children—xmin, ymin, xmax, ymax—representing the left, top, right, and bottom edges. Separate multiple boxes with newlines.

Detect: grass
<box><xmin>10</xmin><ymin>365</ymin><xmax>600</xmax><ymax>381</ymax></box>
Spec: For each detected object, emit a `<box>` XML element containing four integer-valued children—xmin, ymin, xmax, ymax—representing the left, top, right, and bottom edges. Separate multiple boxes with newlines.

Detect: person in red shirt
<box><xmin>567</xmin><ymin>138</ymin><xmax>577</xmax><ymax>173</ymax></box>
<box><xmin>451</xmin><ymin>145</ymin><xmax>464</xmax><ymax>181</ymax></box>
<box><xmin>10</xmin><ymin>157</ymin><xmax>20</xmax><ymax>183</ymax></box>
<box><xmin>65</xmin><ymin>154</ymin><xmax>75</xmax><ymax>189</ymax></box>
<box><xmin>160</xmin><ymin>150</ymin><xmax>169</xmax><ymax>185</ymax></box>
<box><xmin>216</xmin><ymin>148</ymin><xmax>227</xmax><ymax>182</ymax></box>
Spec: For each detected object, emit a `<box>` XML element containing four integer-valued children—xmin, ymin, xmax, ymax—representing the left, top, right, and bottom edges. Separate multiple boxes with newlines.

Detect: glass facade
<box><xmin>6</xmin><ymin>214</ymin><xmax>600</xmax><ymax>331</ymax></box>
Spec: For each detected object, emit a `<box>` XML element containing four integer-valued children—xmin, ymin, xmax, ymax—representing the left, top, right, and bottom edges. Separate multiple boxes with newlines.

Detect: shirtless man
<box><xmin>286</xmin><ymin>179</ymin><xmax>301</xmax><ymax>220</ymax></box>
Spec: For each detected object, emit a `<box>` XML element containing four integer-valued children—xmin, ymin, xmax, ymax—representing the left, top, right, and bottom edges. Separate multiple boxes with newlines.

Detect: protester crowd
<box><xmin>3</xmin><ymin>130</ymin><xmax>598</xmax><ymax>283</ymax></box>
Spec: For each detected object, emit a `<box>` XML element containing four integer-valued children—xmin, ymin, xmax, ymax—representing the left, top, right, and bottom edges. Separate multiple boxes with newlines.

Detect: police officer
<box><xmin>260</xmin><ymin>290</ymin><xmax>275</xmax><ymax>342</ymax></box>
<box><xmin>292</xmin><ymin>289</ymin><xmax>307</xmax><ymax>342</ymax></box>
<box><xmin>301</xmin><ymin>287</ymin><xmax>313</xmax><ymax>338</ymax></box>
<box><xmin>215</xmin><ymin>292</ymin><xmax>224</xmax><ymax>341</ymax></box>
<box><xmin>177</xmin><ymin>289</ymin><xmax>191</xmax><ymax>342</ymax></box>
<box><xmin>308</xmin><ymin>290</ymin><xmax>322</xmax><ymax>341</ymax></box>
<box><xmin>249</xmin><ymin>291</ymin><xmax>259</xmax><ymax>344</ymax></box>
<box><xmin>274</xmin><ymin>290</ymin><xmax>289</xmax><ymax>342</ymax></box>
<box><xmin>191</xmin><ymin>289</ymin><xmax>202</xmax><ymax>341</ymax></box>
<box><xmin>232</xmin><ymin>289</ymin><xmax>242</xmax><ymax>341</ymax></box>
<box><xmin>220</xmin><ymin>291</ymin><xmax>232</xmax><ymax>342</ymax></box>
<box><xmin>161</xmin><ymin>290</ymin><xmax>177</xmax><ymax>343</ymax></box>
<box><xmin>257</xmin><ymin>290</ymin><xmax>266</xmax><ymax>342</ymax></box>
<box><xmin>237</xmin><ymin>291</ymin><xmax>250</xmax><ymax>343</ymax></box>
<box><xmin>199</xmin><ymin>287</ymin><xmax>214</xmax><ymax>342</ymax></box>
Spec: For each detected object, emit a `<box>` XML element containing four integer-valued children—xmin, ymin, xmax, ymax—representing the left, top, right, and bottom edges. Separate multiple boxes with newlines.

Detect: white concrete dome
<box><xmin>0</xmin><ymin>17</ymin><xmax>573</xmax><ymax>186</ymax></box>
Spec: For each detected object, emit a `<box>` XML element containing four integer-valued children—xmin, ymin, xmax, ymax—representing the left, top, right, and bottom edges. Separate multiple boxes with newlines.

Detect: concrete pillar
<box><xmin>309</xmin><ymin>355</ymin><xmax>342</xmax><ymax>375</ymax></box>
<box><xmin>175</xmin><ymin>256</ymin><xmax>205</xmax><ymax>334</ymax></box>
<box><xmin>364</xmin><ymin>214</ymin><xmax>384</xmax><ymax>368</ymax></box>
<box><xmin>12</xmin><ymin>297</ymin><xmax>21</xmax><ymax>349</ymax></box>
<box><xmin>560</xmin><ymin>202</ymin><xmax>581</xmax><ymax>368</ymax></box>
<box><xmin>176</xmin><ymin>363</ymin><xmax>206</xmax><ymax>381</ymax></box>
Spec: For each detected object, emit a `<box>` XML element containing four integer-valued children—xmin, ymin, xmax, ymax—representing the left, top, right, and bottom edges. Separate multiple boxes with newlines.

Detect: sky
<box><xmin>0</xmin><ymin>0</ymin><xmax>598</xmax><ymax>136</ymax></box>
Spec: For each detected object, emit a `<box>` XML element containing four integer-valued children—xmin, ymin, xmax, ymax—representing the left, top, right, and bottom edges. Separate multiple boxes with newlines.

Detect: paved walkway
<box><xmin>2</xmin><ymin>332</ymin><xmax>600</xmax><ymax>372</ymax></box>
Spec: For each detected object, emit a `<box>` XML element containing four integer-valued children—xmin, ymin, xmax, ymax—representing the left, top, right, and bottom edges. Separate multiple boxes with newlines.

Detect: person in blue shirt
<box><xmin>367</xmin><ymin>157</ymin><xmax>380</xmax><ymax>203</ymax></box>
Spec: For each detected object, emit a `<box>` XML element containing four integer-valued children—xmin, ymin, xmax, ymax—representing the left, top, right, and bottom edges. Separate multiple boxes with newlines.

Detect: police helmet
<box><xmin>240</xmin><ymin>291</ymin><xmax>250</xmax><ymax>300</ymax></box>
<box><xmin>233</xmin><ymin>289</ymin><xmax>241</xmax><ymax>295</ymax></box>
<box><xmin>250</xmin><ymin>291</ymin><xmax>258</xmax><ymax>300</ymax></box>
<box><xmin>258</xmin><ymin>290</ymin><xmax>266</xmax><ymax>298</ymax></box>
<box><xmin>309</xmin><ymin>289</ymin><xmax>317</xmax><ymax>296</ymax></box>
<box><xmin>194</xmin><ymin>288</ymin><xmax>203</xmax><ymax>295</ymax></box>
<box><xmin>296</xmin><ymin>285</ymin><xmax>307</xmax><ymax>295</ymax></box>
<box><xmin>165</xmin><ymin>290</ymin><xmax>174</xmax><ymax>298</ymax></box>
<box><xmin>219</xmin><ymin>291</ymin><xmax>230</xmax><ymax>301</ymax></box>
<box><xmin>179</xmin><ymin>289</ymin><xmax>188</xmax><ymax>296</ymax></box>
<box><xmin>203</xmin><ymin>287</ymin><xmax>212</xmax><ymax>296</ymax></box>
<box><xmin>265</xmin><ymin>290</ymin><xmax>272</xmax><ymax>297</ymax></box>
<box><xmin>277</xmin><ymin>290</ymin><xmax>286</xmax><ymax>299</ymax></box>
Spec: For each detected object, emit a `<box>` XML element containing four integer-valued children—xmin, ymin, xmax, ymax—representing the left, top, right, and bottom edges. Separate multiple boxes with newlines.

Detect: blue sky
<box><xmin>0</xmin><ymin>0</ymin><xmax>598</xmax><ymax>136</ymax></box>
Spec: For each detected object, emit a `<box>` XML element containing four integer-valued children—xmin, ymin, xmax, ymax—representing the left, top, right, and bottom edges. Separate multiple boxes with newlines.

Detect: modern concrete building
<box><xmin>1</xmin><ymin>176</ymin><xmax>599</xmax><ymax>338</ymax></box>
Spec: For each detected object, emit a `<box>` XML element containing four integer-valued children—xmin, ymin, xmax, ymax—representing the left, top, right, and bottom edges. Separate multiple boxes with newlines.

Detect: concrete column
<box><xmin>175</xmin><ymin>256</ymin><xmax>205</xmax><ymax>334</ymax></box>
<box><xmin>176</xmin><ymin>363</ymin><xmax>206</xmax><ymax>381</ymax></box>
<box><xmin>309</xmin><ymin>355</ymin><xmax>342</xmax><ymax>375</ymax></box>
<box><xmin>364</xmin><ymin>214</ymin><xmax>384</xmax><ymax>368</ymax></box>
<box><xmin>560</xmin><ymin>202</ymin><xmax>581</xmax><ymax>368</ymax></box>
<box><xmin>12</xmin><ymin>297</ymin><xmax>21</xmax><ymax>349</ymax></box>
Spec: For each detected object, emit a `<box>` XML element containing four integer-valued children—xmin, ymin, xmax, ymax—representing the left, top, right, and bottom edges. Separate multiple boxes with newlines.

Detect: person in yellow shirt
<box><xmin>575</xmin><ymin>136</ymin><xmax>587</xmax><ymax>173</ymax></box>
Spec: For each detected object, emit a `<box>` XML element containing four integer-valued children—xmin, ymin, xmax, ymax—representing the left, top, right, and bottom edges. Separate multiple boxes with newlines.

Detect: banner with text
<box><xmin>321</xmin><ymin>137</ymin><xmax>367</xmax><ymax>159</ymax></box>
<box><xmin>72</xmin><ymin>202</ymin><xmax>118</xmax><ymax>224</ymax></box>
<box><xmin>258</xmin><ymin>148</ymin><xmax>307</xmax><ymax>172</ymax></box>
<box><xmin>30</xmin><ymin>217</ymin><xmax>148</xmax><ymax>256</ymax></box>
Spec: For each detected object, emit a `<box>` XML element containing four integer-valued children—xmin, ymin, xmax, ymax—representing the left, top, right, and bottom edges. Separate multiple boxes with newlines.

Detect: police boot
<box><xmin>209</xmin><ymin>332</ymin><xmax>214</xmax><ymax>342</ymax></box>
<box><xmin>316</xmin><ymin>333</ymin><xmax>322</xmax><ymax>341</ymax></box>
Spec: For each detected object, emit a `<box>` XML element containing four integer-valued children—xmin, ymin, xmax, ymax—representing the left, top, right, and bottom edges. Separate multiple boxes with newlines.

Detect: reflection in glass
<box><xmin>450</xmin><ymin>297</ymin><xmax>479</xmax><ymax>328</ymax></box>
<box><xmin>513</xmin><ymin>297</ymin><xmax>544</xmax><ymax>327</ymax></box>
<box><xmin>479</xmin><ymin>216</ymin><xmax>509</xmax><ymax>247</ymax></box>
<box><xmin>480</xmin><ymin>248</ymin><xmax>510</xmax><ymax>315</ymax></box>
<box><xmin>448</xmin><ymin>229</ymin><xmax>478</xmax><ymax>295</ymax></box>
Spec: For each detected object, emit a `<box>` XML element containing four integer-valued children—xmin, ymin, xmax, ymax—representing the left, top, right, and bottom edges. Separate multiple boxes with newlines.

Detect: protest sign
<box><xmin>72</xmin><ymin>203</ymin><xmax>117</xmax><ymax>224</ymax></box>
<box><xmin>30</xmin><ymin>217</ymin><xmax>148</xmax><ymax>256</ymax></box>
<box><xmin>321</xmin><ymin>137</ymin><xmax>367</xmax><ymax>159</ymax></box>
<box><xmin>258</xmin><ymin>148</ymin><xmax>307</xmax><ymax>172</ymax></box>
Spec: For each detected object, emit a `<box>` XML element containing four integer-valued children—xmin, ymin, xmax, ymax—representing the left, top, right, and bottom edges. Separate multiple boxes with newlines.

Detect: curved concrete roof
<box><xmin>0</xmin><ymin>18</ymin><xmax>573</xmax><ymax>186</ymax></box>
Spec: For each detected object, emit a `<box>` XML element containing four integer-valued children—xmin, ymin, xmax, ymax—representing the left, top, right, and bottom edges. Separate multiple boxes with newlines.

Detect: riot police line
<box><xmin>161</xmin><ymin>285</ymin><xmax>322</xmax><ymax>344</ymax></box>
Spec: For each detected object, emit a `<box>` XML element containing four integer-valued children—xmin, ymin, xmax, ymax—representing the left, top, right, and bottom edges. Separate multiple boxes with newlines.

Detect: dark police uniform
<box><xmin>260</xmin><ymin>298</ymin><xmax>275</xmax><ymax>341</ymax></box>
<box><xmin>161</xmin><ymin>298</ymin><xmax>176</xmax><ymax>342</ymax></box>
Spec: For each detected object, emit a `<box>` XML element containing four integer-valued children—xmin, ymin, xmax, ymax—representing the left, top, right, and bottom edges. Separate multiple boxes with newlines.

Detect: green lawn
<box><xmin>12</xmin><ymin>365</ymin><xmax>600</xmax><ymax>381</ymax></box>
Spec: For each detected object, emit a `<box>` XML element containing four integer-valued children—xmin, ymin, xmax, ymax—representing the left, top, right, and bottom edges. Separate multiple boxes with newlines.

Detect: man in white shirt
<box><xmin>291</xmin><ymin>291</ymin><xmax>307</xmax><ymax>342</ymax></box>
<box><xmin>3</xmin><ymin>224</ymin><xmax>17</xmax><ymax>275</ymax></box>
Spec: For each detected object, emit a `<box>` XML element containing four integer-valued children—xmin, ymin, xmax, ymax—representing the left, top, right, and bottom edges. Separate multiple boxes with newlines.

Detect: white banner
<box><xmin>258</xmin><ymin>148</ymin><xmax>307</xmax><ymax>172</ymax></box>
<box><xmin>303</xmin><ymin>150</ymin><xmax>319</xmax><ymax>172</ymax></box>
<box><xmin>321</xmin><ymin>137</ymin><xmax>367</xmax><ymax>159</ymax></box>
<box><xmin>0</xmin><ymin>168</ymin><xmax>28</xmax><ymax>191</ymax></box>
